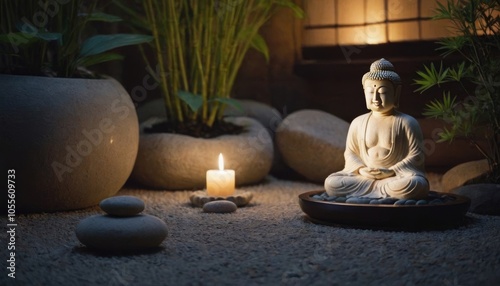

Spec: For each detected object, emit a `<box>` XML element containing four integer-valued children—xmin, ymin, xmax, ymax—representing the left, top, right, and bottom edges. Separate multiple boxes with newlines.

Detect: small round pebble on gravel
<box><xmin>203</xmin><ymin>200</ymin><xmax>237</xmax><ymax>213</ymax></box>
<box><xmin>311</xmin><ymin>192</ymin><xmax>452</xmax><ymax>206</ymax></box>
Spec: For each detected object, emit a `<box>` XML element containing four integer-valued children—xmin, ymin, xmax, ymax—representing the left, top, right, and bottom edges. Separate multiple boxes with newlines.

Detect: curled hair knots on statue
<box><xmin>362</xmin><ymin>58</ymin><xmax>401</xmax><ymax>86</ymax></box>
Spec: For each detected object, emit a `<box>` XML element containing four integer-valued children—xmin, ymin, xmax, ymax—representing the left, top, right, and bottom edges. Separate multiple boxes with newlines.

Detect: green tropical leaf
<box><xmin>83</xmin><ymin>12</ymin><xmax>123</xmax><ymax>22</ymax></box>
<box><xmin>77</xmin><ymin>53</ymin><xmax>124</xmax><ymax>68</ymax></box>
<box><xmin>79</xmin><ymin>34</ymin><xmax>153</xmax><ymax>57</ymax></box>
<box><xmin>178</xmin><ymin>91</ymin><xmax>204</xmax><ymax>112</ymax></box>
<box><xmin>35</xmin><ymin>32</ymin><xmax>62</xmax><ymax>44</ymax></box>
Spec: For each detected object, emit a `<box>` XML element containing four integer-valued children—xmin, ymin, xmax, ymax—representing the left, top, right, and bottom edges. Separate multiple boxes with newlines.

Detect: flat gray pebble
<box><xmin>395</xmin><ymin>199</ymin><xmax>407</xmax><ymax>205</ymax></box>
<box><xmin>326</xmin><ymin>196</ymin><xmax>337</xmax><ymax>201</ymax></box>
<box><xmin>405</xmin><ymin>200</ymin><xmax>417</xmax><ymax>205</ymax></box>
<box><xmin>345</xmin><ymin>198</ymin><xmax>361</xmax><ymax>204</ymax></box>
<box><xmin>99</xmin><ymin>195</ymin><xmax>145</xmax><ymax>216</ymax></box>
<box><xmin>416</xmin><ymin>200</ymin><xmax>428</xmax><ymax>205</ymax></box>
<box><xmin>430</xmin><ymin>199</ymin><xmax>444</xmax><ymax>205</ymax></box>
<box><xmin>346</xmin><ymin>198</ymin><xmax>372</xmax><ymax>204</ymax></box>
<box><xmin>335</xmin><ymin>197</ymin><xmax>347</xmax><ymax>203</ymax></box>
<box><xmin>203</xmin><ymin>200</ymin><xmax>237</xmax><ymax>213</ymax></box>
<box><xmin>380</xmin><ymin>198</ymin><xmax>398</xmax><ymax>204</ymax></box>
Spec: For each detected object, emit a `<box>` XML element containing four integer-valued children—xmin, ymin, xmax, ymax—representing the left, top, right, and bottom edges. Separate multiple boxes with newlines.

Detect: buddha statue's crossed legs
<box><xmin>324</xmin><ymin>172</ymin><xmax>429</xmax><ymax>199</ymax></box>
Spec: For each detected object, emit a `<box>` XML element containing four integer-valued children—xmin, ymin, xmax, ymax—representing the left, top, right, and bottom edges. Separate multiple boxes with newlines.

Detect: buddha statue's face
<box><xmin>363</xmin><ymin>79</ymin><xmax>400</xmax><ymax>115</ymax></box>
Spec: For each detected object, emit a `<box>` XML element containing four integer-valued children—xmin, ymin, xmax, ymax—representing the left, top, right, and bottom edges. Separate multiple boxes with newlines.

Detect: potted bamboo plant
<box><xmin>413</xmin><ymin>0</ymin><xmax>500</xmax><ymax>214</ymax></box>
<box><xmin>0</xmin><ymin>0</ymin><xmax>152</xmax><ymax>212</ymax></box>
<box><xmin>115</xmin><ymin>0</ymin><xmax>303</xmax><ymax>189</ymax></box>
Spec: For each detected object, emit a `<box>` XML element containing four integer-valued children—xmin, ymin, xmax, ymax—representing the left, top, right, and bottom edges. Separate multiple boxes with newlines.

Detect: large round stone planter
<box><xmin>0</xmin><ymin>74</ymin><xmax>139</xmax><ymax>213</ymax></box>
<box><xmin>131</xmin><ymin>117</ymin><xmax>273</xmax><ymax>189</ymax></box>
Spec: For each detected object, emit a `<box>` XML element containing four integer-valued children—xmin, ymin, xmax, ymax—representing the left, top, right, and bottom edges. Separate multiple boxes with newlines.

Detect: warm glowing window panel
<box><xmin>387</xmin><ymin>0</ymin><xmax>418</xmax><ymax>20</ymax></box>
<box><xmin>366</xmin><ymin>0</ymin><xmax>386</xmax><ymax>23</ymax></box>
<box><xmin>303</xmin><ymin>28</ymin><xmax>338</xmax><ymax>47</ymax></box>
<box><xmin>338</xmin><ymin>0</ymin><xmax>365</xmax><ymax>25</ymax></box>
<box><xmin>305</xmin><ymin>0</ymin><xmax>336</xmax><ymax>26</ymax></box>
<box><xmin>420</xmin><ymin>0</ymin><xmax>448</xmax><ymax>17</ymax></box>
<box><xmin>365</xmin><ymin>24</ymin><xmax>387</xmax><ymax>44</ymax></box>
<box><xmin>420</xmin><ymin>19</ymin><xmax>453</xmax><ymax>40</ymax></box>
<box><xmin>388</xmin><ymin>21</ymin><xmax>420</xmax><ymax>42</ymax></box>
<box><xmin>302</xmin><ymin>0</ymin><xmax>458</xmax><ymax>47</ymax></box>
<box><xmin>338</xmin><ymin>26</ymin><xmax>367</xmax><ymax>45</ymax></box>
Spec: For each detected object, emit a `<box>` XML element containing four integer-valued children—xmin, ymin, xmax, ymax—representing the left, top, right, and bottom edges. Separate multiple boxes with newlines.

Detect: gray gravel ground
<box><xmin>6</xmin><ymin>176</ymin><xmax>500</xmax><ymax>286</ymax></box>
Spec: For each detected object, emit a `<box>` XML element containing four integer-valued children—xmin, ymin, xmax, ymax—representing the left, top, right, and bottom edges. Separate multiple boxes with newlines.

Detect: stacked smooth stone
<box><xmin>76</xmin><ymin>196</ymin><xmax>168</xmax><ymax>252</ymax></box>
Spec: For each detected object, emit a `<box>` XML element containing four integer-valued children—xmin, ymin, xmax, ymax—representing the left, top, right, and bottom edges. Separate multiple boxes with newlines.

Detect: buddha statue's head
<box><xmin>362</xmin><ymin>58</ymin><xmax>402</xmax><ymax>114</ymax></box>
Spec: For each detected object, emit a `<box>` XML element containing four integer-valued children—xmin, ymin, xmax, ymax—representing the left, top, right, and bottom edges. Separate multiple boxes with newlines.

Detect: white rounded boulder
<box><xmin>276</xmin><ymin>109</ymin><xmax>349</xmax><ymax>183</ymax></box>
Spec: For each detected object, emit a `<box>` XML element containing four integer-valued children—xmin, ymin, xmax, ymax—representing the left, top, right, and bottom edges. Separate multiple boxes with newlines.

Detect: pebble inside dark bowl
<box><xmin>299</xmin><ymin>190</ymin><xmax>471</xmax><ymax>230</ymax></box>
<box><xmin>310</xmin><ymin>191</ymin><xmax>455</xmax><ymax>206</ymax></box>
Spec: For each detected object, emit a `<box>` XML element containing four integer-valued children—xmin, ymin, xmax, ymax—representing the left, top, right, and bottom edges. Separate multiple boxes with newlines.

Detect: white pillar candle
<box><xmin>206</xmin><ymin>153</ymin><xmax>235</xmax><ymax>197</ymax></box>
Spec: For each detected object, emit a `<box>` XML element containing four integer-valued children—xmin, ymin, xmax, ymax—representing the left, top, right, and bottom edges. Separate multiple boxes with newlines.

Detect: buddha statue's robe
<box><xmin>324</xmin><ymin>111</ymin><xmax>429</xmax><ymax>199</ymax></box>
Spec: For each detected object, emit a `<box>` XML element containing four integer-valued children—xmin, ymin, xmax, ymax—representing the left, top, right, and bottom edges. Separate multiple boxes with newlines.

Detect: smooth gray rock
<box><xmin>224</xmin><ymin>100</ymin><xmax>293</xmax><ymax>177</ymax></box>
<box><xmin>224</xmin><ymin>99</ymin><xmax>283</xmax><ymax>136</ymax></box>
<box><xmin>136</xmin><ymin>98</ymin><xmax>167</xmax><ymax>124</ymax></box>
<box><xmin>99</xmin><ymin>196</ymin><xmax>145</xmax><ymax>216</ymax></box>
<box><xmin>76</xmin><ymin>214</ymin><xmax>168</xmax><ymax>251</ymax></box>
<box><xmin>451</xmin><ymin>184</ymin><xmax>500</xmax><ymax>215</ymax></box>
<box><xmin>132</xmin><ymin>116</ymin><xmax>273</xmax><ymax>189</ymax></box>
<box><xmin>203</xmin><ymin>200</ymin><xmax>237</xmax><ymax>213</ymax></box>
<box><xmin>276</xmin><ymin>109</ymin><xmax>349</xmax><ymax>182</ymax></box>
<box><xmin>442</xmin><ymin>159</ymin><xmax>490</xmax><ymax>192</ymax></box>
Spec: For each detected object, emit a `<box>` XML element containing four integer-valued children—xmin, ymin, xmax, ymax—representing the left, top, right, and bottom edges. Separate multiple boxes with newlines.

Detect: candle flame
<box><xmin>218</xmin><ymin>153</ymin><xmax>224</xmax><ymax>171</ymax></box>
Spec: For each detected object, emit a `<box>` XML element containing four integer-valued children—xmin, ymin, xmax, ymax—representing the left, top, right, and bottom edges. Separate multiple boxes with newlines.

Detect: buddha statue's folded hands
<box><xmin>358</xmin><ymin>167</ymin><xmax>395</xmax><ymax>180</ymax></box>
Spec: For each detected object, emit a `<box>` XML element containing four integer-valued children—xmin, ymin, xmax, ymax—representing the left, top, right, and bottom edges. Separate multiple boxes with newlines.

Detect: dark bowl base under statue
<box><xmin>299</xmin><ymin>190</ymin><xmax>471</xmax><ymax>231</ymax></box>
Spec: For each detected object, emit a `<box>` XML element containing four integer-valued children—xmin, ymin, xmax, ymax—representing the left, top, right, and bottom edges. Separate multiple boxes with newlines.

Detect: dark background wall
<box><xmin>106</xmin><ymin>3</ymin><xmax>484</xmax><ymax>171</ymax></box>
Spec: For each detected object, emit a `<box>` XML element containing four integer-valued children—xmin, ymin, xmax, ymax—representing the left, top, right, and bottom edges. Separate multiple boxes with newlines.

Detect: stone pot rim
<box><xmin>0</xmin><ymin>73</ymin><xmax>118</xmax><ymax>82</ymax></box>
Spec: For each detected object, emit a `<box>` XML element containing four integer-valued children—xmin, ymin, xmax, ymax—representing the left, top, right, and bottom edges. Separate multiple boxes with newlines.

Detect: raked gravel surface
<box><xmin>6</xmin><ymin>176</ymin><xmax>500</xmax><ymax>286</ymax></box>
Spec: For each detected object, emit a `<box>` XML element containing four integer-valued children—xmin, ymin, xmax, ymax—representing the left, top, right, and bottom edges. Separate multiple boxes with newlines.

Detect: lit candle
<box><xmin>206</xmin><ymin>153</ymin><xmax>235</xmax><ymax>197</ymax></box>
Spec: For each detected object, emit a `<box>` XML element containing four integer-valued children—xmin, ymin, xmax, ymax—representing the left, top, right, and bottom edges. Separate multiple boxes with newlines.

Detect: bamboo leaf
<box><xmin>436</xmin><ymin>37</ymin><xmax>467</xmax><ymax>57</ymax></box>
<box><xmin>436</xmin><ymin>127</ymin><xmax>455</xmax><ymax>143</ymax></box>
<box><xmin>413</xmin><ymin>62</ymin><xmax>450</xmax><ymax>93</ymax></box>
<box><xmin>178</xmin><ymin>90</ymin><xmax>204</xmax><ymax>112</ymax></box>
<box><xmin>79</xmin><ymin>34</ymin><xmax>153</xmax><ymax>57</ymax></box>
<box><xmin>250</xmin><ymin>33</ymin><xmax>270</xmax><ymax>62</ymax></box>
<box><xmin>275</xmin><ymin>0</ymin><xmax>305</xmax><ymax>18</ymax></box>
<box><xmin>422</xmin><ymin>92</ymin><xmax>456</xmax><ymax>118</ymax></box>
<box><xmin>448</xmin><ymin>62</ymin><xmax>468</xmax><ymax>81</ymax></box>
<box><xmin>432</xmin><ymin>1</ymin><xmax>452</xmax><ymax>20</ymax></box>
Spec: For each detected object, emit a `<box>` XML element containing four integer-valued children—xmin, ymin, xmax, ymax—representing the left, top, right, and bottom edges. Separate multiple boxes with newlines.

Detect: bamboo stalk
<box><xmin>144</xmin><ymin>0</ymin><xmax>175</xmax><ymax>122</ymax></box>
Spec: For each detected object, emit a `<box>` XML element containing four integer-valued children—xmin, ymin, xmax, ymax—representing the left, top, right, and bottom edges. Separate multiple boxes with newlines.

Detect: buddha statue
<box><xmin>324</xmin><ymin>58</ymin><xmax>429</xmax><ymax>200</ymax></box>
